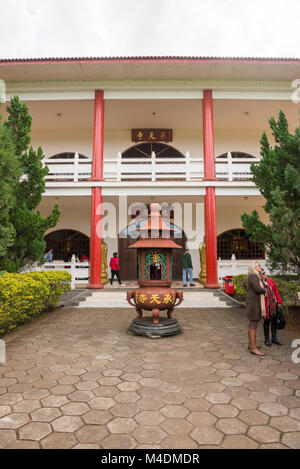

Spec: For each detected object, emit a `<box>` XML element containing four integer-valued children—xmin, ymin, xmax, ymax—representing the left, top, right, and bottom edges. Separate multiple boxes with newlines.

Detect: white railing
<box><xmin>44</xmin><ymin>152</ymin><xmax>92</xmax><ymax>182</ymax></box>
<box><xmin>43</xmin><ymin>151</ymin><xmax>259</xmax><ymax>183</ymax></box>
<box><xmin>218</xmin><ymin>259</ymin><xmax>268</xmax><ymax>282</ymax></box>
<box><xmin>215</xmin><ymin>152</ymin><xmax>258</xmax><ymax>181</ymax></box>
<box><xmin>26</xmin><ymin>258</ymin><xmax>90</xmax><ymax>289</ymax></box>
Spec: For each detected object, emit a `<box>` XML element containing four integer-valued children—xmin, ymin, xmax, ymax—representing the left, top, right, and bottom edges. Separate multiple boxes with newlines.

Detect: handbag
<box><xmin>276</xmin><ymin>304</ymin><xmax>286</xmax><ymax>330</ymax></box>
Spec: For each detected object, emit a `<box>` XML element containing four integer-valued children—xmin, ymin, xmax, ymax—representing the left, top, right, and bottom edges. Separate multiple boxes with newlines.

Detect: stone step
<box><xmin>74</xmin><ymin>289</ymin><xmax>236</xmax><ymax>308</ymax></box>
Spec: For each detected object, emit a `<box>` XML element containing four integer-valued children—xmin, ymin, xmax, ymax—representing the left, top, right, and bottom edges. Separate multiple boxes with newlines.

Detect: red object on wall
<box><xmin>224</xmin><ymin>275</ymin><xmax>235</xmax><ymax>295</ymax></box>
<box><xmin>88</xmin><ymin>90</ymin><xmax>104</xmax><ymax>289</ymax></box>
<box><xmin>202</xmin><ymin>90</ymin><xmax>220</xmax><ymax>289</ymax></box>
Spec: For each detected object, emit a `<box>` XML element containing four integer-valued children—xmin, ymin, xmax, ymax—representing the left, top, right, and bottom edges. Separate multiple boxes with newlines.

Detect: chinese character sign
<box><xmin>132</xmin><ymin>129</ymin><xmax>173</xmax><ymax>143</ymax></box>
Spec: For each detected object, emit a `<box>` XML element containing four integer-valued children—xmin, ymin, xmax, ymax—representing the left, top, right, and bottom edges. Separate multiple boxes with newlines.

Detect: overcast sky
<box><xmin>0</xmin><ymin>0</ymin><xmax>299</xmax><ymax>59</ymax></box>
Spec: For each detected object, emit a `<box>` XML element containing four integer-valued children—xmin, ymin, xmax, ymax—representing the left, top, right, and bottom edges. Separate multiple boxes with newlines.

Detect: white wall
<box><xmin>31</xmin><ymin>128</ymin><xmax>263</xmax><ymax>161</ymax></box>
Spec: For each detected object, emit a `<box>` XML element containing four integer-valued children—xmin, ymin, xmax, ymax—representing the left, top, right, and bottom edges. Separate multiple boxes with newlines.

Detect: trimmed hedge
<box><xmin>0</xmin><ymin>271</ymin><xmax>71</xmax><ymax>336</ymax></box>
<box><xmin>232</xmin><ymin>274</ymin><xmax>300</xmax><ymax>315</ymax></box>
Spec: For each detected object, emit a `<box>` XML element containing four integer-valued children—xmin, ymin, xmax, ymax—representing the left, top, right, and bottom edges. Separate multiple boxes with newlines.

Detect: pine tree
<box><xmin>0</xmin><ymin>122</ymin><xmax>22</xmax><ymax>258</ymax></box>
<box><xmin>0</xmin><ymin>96</ymin><xmax>60</xmax><ymax>272</ymax></box>
<box><xmin>241</xmin><ymin>110</ymin><xmax>300</xmax><ymax>275</ymax></box>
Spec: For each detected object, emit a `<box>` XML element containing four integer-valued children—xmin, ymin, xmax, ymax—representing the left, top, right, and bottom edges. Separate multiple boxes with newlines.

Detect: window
<box><xmin>216</xmin><ymin>152</ymin><xmax>256</xmax><ymax>159</ymax></box>
<box><xmin>217</xmin><ymin>229</ymin><xmax>265</xmax><ymax>260</ymax></box>
<box><xmin>122</xmin><ymin>143</ymin><xmax>184</xmax><ymax>159</ymax></box>
<box><xmin>48</xmin><ymin>152</ymin><xmax>88</xmax><ymax>159</ymax></box>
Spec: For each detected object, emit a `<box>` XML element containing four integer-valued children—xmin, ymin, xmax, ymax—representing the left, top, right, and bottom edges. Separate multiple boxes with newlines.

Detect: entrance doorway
<box><xmin>44</xmin><ymin>229</ymin><xmax>90</xmax><ymax>261</ymax></box>
<box><xmin>118</xmin><ymin>218</ymin><xmax>186</xmax><ymax>280</ymax></box>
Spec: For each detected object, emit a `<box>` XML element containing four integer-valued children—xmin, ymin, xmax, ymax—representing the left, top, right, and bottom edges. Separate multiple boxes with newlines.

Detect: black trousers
<box><xmin>263</xmin><ymin>315</ymin><xmax>277</xmax><ymax>338</ymax></box>
<box><xmin>110</xmin><ymin>269</ymin><xmax>121</xmax><ymax>284</ymax></box>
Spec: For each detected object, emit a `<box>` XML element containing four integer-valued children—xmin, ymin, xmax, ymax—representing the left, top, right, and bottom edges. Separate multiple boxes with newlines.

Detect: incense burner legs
<box><xmin>127</xmin><ymin>288</ymin><xmax>183</xmax><ymax>325</ymax></box>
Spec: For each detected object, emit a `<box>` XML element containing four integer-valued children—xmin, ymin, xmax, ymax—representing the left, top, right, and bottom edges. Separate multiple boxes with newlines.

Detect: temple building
<box><xmin>0</xmin><ymin>56</ymin><xmax>299</xmax><ymax>287</ymax></box>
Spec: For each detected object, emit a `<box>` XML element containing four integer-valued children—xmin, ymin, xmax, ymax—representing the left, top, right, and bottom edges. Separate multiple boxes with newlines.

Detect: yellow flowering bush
<box><xmin>0</xmin><ymin>271</ymin><xmax>71</xmax><ymax>336</ymax></box>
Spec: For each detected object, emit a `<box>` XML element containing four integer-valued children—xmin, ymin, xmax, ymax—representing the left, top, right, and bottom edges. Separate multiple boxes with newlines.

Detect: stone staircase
<box><xmin>65</xmin><ymin>289</ymin><xmax>239</xmax><ymax>308</ymax></box>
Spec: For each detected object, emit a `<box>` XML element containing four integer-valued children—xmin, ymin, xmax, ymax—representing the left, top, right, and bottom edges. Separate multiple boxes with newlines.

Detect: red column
<box><xmin>202</xmin><ymin>90</ymin><xmax>220</xmax><ymax>288</ymax></box>
<box><xmin>88</xmin><ymin>90</ymin><xmax>104</xmax><ymax>289</ymax></box>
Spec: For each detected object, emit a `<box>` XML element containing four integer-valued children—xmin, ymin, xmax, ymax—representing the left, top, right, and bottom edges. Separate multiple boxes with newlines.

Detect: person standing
<box><xmin>44</xmin><ymin>249</ymin><xmax>53</xmax><ymax>262</ymax></box>
<box><xmin>181</xmin><ymin>248</ymin><xmax>195</xmax><ymax>287</ymax></box>
<box><xmin>245</xmin><ymin>261</ymin><xmax>266</xmax><ymax>356</ymax></box>
<box><xmin>261</xmin><ymin>270</ymin><xmax>283</xmax><ymax>346</ymax></box>
<box><xmin>109</xmin><ymin>252</ymin><xmax>122</xmax><ymax>285</ymax></box>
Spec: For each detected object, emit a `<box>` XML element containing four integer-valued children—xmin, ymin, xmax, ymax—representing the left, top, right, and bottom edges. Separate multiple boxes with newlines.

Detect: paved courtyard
<box><xmin>0</xmin><ymin>305</ymin><xmax>299</xmax><ymax>449</ymax></box>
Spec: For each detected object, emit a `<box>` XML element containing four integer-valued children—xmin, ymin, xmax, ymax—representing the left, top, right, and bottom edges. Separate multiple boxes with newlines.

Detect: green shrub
<box><xmin>232</xmin><ymin>274</ymin><xmax>300</xmax><ymax>319</ymax></box>
<box><xmin>0</xmin><ymin>271</ymin><xmax>71</xmax><ymax>336</ymax></box>
<box><xmin>232</xmin><ymin>274</ymin><xmax>248</xmax><ymax>301</ymax></box>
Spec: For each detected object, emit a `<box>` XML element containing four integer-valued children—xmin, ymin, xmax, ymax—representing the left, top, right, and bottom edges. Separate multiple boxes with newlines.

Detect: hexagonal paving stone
<box><xmin>19</xmin><ymin>422</ymin><xmax>52</xmax><ymax>441</ymax></box>
<box><xmin>121</xmin><ymin>373</ymin><xmax>141</xmax><ymax>382</ymax></box>
<box><xmin>161</xmin><ymin>435</ymin><xmax>198</xmax><ymax>449</ymax></box>
<box><xmin>281</xmin><ymin>432</ymin><xmax>300</xmax><ymax>449</ymax></box>
<box><xmin>0</xmin><ymin>393</ymin><xmax>23</xmax><ymax>405</ymax></box>
<box><xmin>0</xmin><ymin>405</ymin><xmax>12</xmax><ymax>418</ymax></box>
<box><xmin>139</xmin><ymin>378</ymin><xmax>162</xmax><ymax>387</ymax></box>
<box><xmin>289</xmin><ymin>408</ymin><xmax>300</xmax><ymax>421</ymax></box>
<box><xmin>110</xmin><ymin>403</ymin><xmax>138</xmax><ymax>418</ymax></box>
<box><xmin>41</xmin><ymin>395</ymin><xmax>69</xmax><ymax>407</ymax></box>
<box><xmin>107</xmin><ymin>417</ymin><xmax>138</xmax><ymax>434</ymax></box>
<box><xmin>249</xmin><ymin>391</ymin><xmax>277</xmax><ymax>403</ymax></box>
<box><xmin>161</xmin><ymin>392</ymin><xmax>186</xmax><ymax>405</ymax></box>
<box><xmin>205</xmin><ymin>393</ymin><xmax>231</xmax><ymax>404</ymax></box>
<box><xmin>23</xmin><ymin>389</ymin><xmax>50</xmax><ymax>400</ymax></box>
<box><xmin>89</xmin><ymin>397</ymin><xmax>115</xmax><ymax>410</ymax></box>
<box><xmin>0</xmin><ymin>412</ymin><xmax>30</xmax><ymax>429</ymax></box>
<box><xmin>161</xmin><ymin>405</ymin><xmax>189</xmax><ymax>419</ymax></box>
<box><xmin>209</xmin><ymin>404</ymin><xmax>239</xmax><ymax>418</ymax></box>
<box><xmin>187</xmin><ymin>412</ymin><xmax>217</xmax><ymax>427</ymax></box>
<box><xmin>221</xmin><ymin>435</ymin><xmax>258</xmax><ymax>449</ymax></box>
<box><xmin>220</xmin><ymin>378</ymin><xmax>243</xmax><ymax>387</ymax></box>
<box><xmin>231</xmin><ymin>397</ymin><xmax>258</xmax><ymax>410</ymax></box>
<box><xmin>102</xmin><ymin>435</ymin><xmax>136</xmax><ymax>449</ymax></box>
<box><xmin>248</xmin><ymin>425</ymin><xmax>280</xmax><ymax>443</ymax></box>
<box><xmin>41</xmin><ymin>432</ymin><xmax>77</xmax><ymax>449</ymax></box>
<box><xmin>76</xmin><ymin>425</ymin><xmax>109</xmax><ymax>444</ymax></box>
<box><xmin>259</xmin><ymin>403</ymin><xmax>288</xmax><ymax>417</ymax></box>
<box><xmin>6</xmin><ymin>440</ymin><xmax>40</xmax><ymax>449</ymax></box>
<box><xmin>134</xmin><ymin>411</ymin><xmax>165</xmax><ymax>426</ymax></box>
<box><xmin>117</xmin><ymin>382</ymin><xmax>141</xmax><ymax>392</ymax></box>
<box><xmin>52</xmin><ymin>416</ymin><xmax>84</xmax><ymax>433</ymax></box>
<box><xmin>276</xmin><ymin>373</ymin><xmax>298</xmax><ymax>381</ymax></box>
<box><xmin>238</xmin><ymin>410</ymin><xmax>269</xmax><ymax>426</ymax></box>
<box><xmin>83</xmin><ymin>410</ymin><xmax>113</xmax><ymax>425</ymax></box>
<box><xmin>269</xmin><ymin>416</ymin><xmax>300</xmax><ymax>432</ymax></box>
<box><xmin>184</xmin><ymin>398</ymin><xmax>211</xmax><ymax>412</ymax></box>
<box><xmin>61</xmin><ymin>402</ymin><xmax>90</xmax><ymax>416</ymax></box>
<box><xmin>216</xmin><ymin>418</ymin><xmax>247</xmax><ymax>435</ymax></box>
<box><xmin>133</xmin><ymin>426</ymin><xmax>166</xmax><ymax>445</ymax></box>
<box><xmin>114</xmin><ymin>392</ymin><xmax>140</xmax><ymax>404</ymax></box>
<box><xmin>190</xmin><ymin>427</ymin><xmax>223</xmax><ymax>446</ymax></box>
<box><xmin>160</xmin><ymin>418</ymin><xmax>193</xmax><ymax>435</ymax></box>
<box><xmin>31</xmin><ymin>407</ymin><xmax>61</xmax><ymax>422</ymax></box>
<box><xmin>0</xmin><ymin>429</ymin><xmax>17</xmax><ymax>448</ymax></box>
<box><xmin>68</xmin><ymin>391</ymin><xmax>95</xmax><ymax>402</ymax></box>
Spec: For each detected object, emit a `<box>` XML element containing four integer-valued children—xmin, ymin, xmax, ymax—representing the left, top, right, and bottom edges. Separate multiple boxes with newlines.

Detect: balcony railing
<box><xmin>44</xmin><ymin>152</ymin><xmax>259</xmax><ymax>183</ymax></box>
